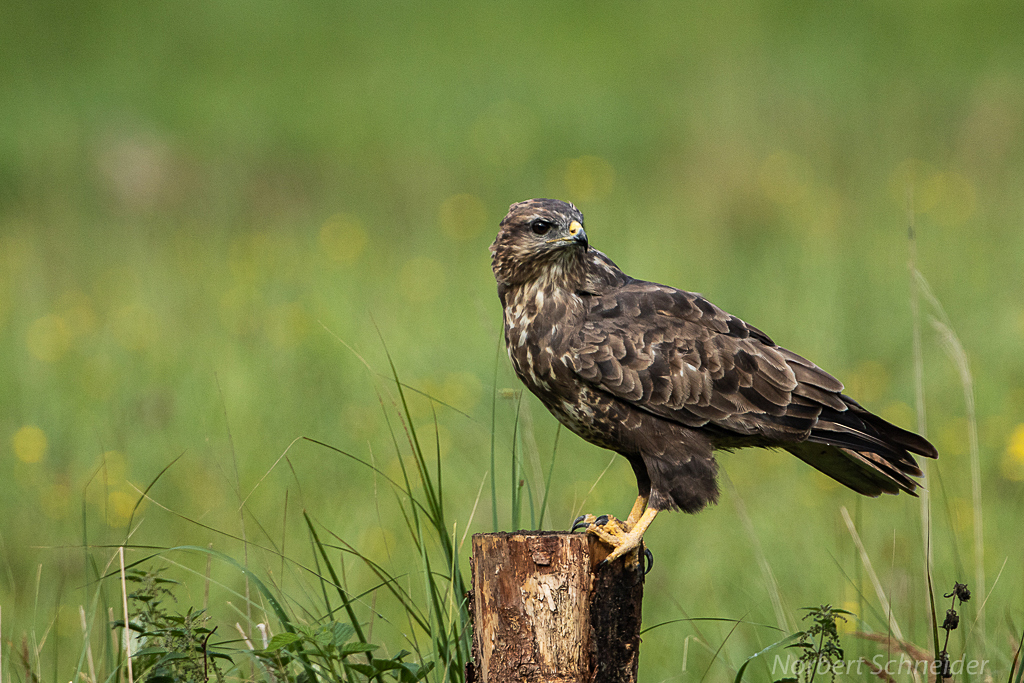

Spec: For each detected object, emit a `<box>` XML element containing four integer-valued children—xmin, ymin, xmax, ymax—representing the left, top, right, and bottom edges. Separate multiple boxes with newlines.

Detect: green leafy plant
<box><xmin>110</xmin><ymin>562</ymin><xmax>436</xmax><ymax>683</ymax></box>
<box><xmin>113</xmin><ymin>567</ymin><xmax>230</xmax><ymax>683</ymax></box>
<box><xmin>781</xmin><ymin>605</ymin><xmax>850</xmax><ymax>683</ymax></box>
<box><xmin>256</xmin><ymin>621</ymin><xmax>433</xmax><ymax>683</ymax></box>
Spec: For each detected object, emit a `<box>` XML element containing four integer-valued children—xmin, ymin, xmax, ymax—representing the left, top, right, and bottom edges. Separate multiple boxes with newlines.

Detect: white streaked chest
<box><xmin>503</xmin><ymin>282</ymin><xmax>579</xmax><ymax>391</ymax></box>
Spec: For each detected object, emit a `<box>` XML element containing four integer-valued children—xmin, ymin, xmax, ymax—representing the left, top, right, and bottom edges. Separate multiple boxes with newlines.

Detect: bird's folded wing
<box><xmin>569</xmin><ymin>283</ymin><xmax>843</xmax><ymax>441</ymax></box>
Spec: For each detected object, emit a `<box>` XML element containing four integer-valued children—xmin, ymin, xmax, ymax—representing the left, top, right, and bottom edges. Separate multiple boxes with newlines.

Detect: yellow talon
<box><xmin>602</xmin><ymin>507</ymin><xmax>658</xmax><ymax>564</ymax></box>
<box><xmin>575</xmin><ymin>496</ymin><xmax>658</xmax><ymax>570</ymax></box>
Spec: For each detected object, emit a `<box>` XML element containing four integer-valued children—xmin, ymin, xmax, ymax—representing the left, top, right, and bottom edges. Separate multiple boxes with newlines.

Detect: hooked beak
<box><xmin>547</xmin><ymin>220</ymin><xmax>589</xmax><ymax>251</ymax></box>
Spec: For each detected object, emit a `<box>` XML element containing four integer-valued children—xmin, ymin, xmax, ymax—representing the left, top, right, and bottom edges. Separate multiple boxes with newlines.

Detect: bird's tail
<box><xmin>786</xmin><ymin>395</ymin><xmax>938</xmax><ymax>496</ymax></box>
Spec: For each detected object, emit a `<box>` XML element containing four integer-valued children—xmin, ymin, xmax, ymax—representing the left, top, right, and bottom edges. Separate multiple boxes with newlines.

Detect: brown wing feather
<box><xmin>571</xmin><ymin>282</ymin><xmax>936</xmax><ymax>494</ymax></box>
<box><xmin>572</xmin><ymin>283</ymin><xmax>824</xmax><ymax>440</ymax></box>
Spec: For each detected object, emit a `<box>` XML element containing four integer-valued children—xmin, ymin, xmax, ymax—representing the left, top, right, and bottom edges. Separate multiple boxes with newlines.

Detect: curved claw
<box><xmin>597</xmin><ymin>507</ymin><xmax>659</xmax><ymax>565</ymax></box>
<box><xmin>641</xmin><ymin>547</ymin><xmax>654</xmax><ymax>576</ymax></box>
<box><xmin>571</xmin><ymin>513</ymin><xmax>611</xmax><ymax>533</ymax></box>
<box><xmin>574</xmin><ymin>508</ymin><xmax>659</xmax><ymax>574</ymax></box>
<box><xmin>600</xmin><ymin>546</ymin><xmax>654</xmax><ymax>575</ymax></box>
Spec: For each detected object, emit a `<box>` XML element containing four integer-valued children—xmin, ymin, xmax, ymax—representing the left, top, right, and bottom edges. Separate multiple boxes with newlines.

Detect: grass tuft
<box><xmin>5</xmin><ymin>330</ymin><xmax>1021</xmax><ymax>682</ymax></box>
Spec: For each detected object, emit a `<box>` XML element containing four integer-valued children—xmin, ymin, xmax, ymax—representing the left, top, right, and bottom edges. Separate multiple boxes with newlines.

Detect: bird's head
<box><xmin>490</xmin><ymin>198</ymin><xmax>589</xmax><ymax>286</ymax></box>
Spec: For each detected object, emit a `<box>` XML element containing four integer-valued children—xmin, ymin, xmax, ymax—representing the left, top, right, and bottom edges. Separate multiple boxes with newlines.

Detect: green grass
<box><xmin>3</xmin><ymin>1</ymin><xmax>1024</xmax><ymax>680</ymax></box>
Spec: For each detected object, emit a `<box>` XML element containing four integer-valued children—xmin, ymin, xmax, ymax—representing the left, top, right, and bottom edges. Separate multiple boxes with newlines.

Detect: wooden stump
<box><xmin>467</xmin><ymin>531</ymin><xmax>644</xmax><ymax>683</ymax></box>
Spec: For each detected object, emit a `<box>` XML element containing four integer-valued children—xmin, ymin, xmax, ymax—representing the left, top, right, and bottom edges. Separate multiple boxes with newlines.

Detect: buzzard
<box><xmin>491</xmin><ymin>198</ymin><xmax>937</xmax><ymax>566</ymax></box>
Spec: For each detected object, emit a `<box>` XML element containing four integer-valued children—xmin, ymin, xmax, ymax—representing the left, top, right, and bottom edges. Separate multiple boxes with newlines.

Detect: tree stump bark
<box><xmin>467</xmin><ymin>531</ymin><xmax>644</xmax><ymax>683</ymax></box>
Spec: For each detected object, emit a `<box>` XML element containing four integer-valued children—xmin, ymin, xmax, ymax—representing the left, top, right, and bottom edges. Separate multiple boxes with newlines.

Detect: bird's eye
<box><xmin>531</xmin><ymin>219</ymin><xmax>554</xmax><ymax>235</ymax></box>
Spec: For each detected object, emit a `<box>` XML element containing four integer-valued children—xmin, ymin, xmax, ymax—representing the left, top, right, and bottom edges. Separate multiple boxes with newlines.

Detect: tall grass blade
<box><xmin>490</xmin><ymin>340</ymin><xmax>501</xmax><ymax>532</ymax></box>
<box><xmin>930</xmin><ymin>314</ymin><xmax>985</xmax><ymax>645</ymax></box>
<box><xmin>1009</xmin><ymin>627</ymin><xmax>1024</xmax><ymax>683</ymax></box>
<box><xmin>73</xmin><ymin>576</ymin><xmax>110</xmax><ymax>683</ymax></box>
<box><xmin>966</xmin><ymin>556</ymin><xmax>1007</xmax><ymax>650</ymax></box>
<box><xmin>510</xmin><ymin>391</ymin><xmax>524</xmax><ymax>531</ymax></box>
<box><xmin>536</xmin><ymin>425</ymin><xmax>561</xmax><ymax>530</ymax></box>
<box><xmin>925</xmin><ymin>524</ymin><xmax>941</xmax><ymax>667</ymax></box>
<box><xmin>641</xmin><ymin>616</ymin><xmax>784</xmax><ymax>636</ymax></box>
<box><xmin>698</xmin><ymin>617</ymin><xmax>744</xmax><ymax>683</ymax></box>
<box><xmin>305</xmin><ymin>515</ymin><xmax>336</xmax><ymax>625</ymax></box>
<box><xmin>840</xmin><ymin>506</ymin><xmax>905</xmax><ymax>643</ymax></box>
<box><xmin>302</xmin><ymin>514</ymin><xmax>372</xmax><ymax>652</ymax></box>
<box><xmin>571</xmin><ymin>455</ymin><xmax>617</xmax><ymax>522</ymax></box>
<box><xmin>733</xmin><ymin>632</ymin><xmax>802</xmax><ymax>683</ymax></box>
<box><xmin>118</xmin><ymin>548</ymin><xmax>134</xmax><ymax>683</ymax></box>
<box><xmin>78</xmin><ymin>606</ymin><xmax>95</xmax><ymax>683</ymax></box>
<box><xmin>459</xmin><ymin>474</ymin><xmax>489</xmax><ymax>553</ymax></box>
<box><xmin>912</xmin><ymin>265</ymin><xmax>985</xmax><ymax>645</ymax></box>
<box><xmin>376</xmin><ymin>337</ymin><xmax>442</xmax><ymax>528</ymax></box>
<box><xmin>825</xmin><ymin>550</ymin><xmax>889</xmax><ymax>628</ymax></box>
<box><xmin>172</xmin><ymin>545</ymin><xmax>320</xmax><ymax>682</ymax></box>
<box><xmin>907</xmin><ymin>211</ymin><xmax>939</xmax><ymax>664</ymax></box>
<box><xmin>514</xmin><ymin>400</ymin><xmax>545</xmax><ymax>530</ymax></box>
<box><xmin>123</xmin><ymin>451</ymin><xmax>187</xmax><ymax>541</ymax></box>
<box><xmin>723</xmin><ymin>473</ymin><xmax>790</xmax><ymax>632</ymax></box>
<box><xmin>432</xmin><ymin>404</ymin><xmax>443</xmax><ymax>530</ymax></box>
<box><xmin>318</xmin><ymin>533</ymin><xmax>430</xmax><ymax>634</ymax></box>
<box><xmin>360</xmin><ymin>336</ymin><xmax>472</xmax><ymax>679</ymax></box>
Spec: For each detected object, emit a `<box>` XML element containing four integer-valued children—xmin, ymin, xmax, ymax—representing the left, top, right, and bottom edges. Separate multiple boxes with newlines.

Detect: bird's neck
<box><xmin>492</xmin><ymin>245</ymin><xmax>587</xmax><ymax>290</ymax></box>
<box><xmin>535</xmin><ymin>250</ymin><xmax>588</xmax><ymax>292</ymax></box>
<box><xmin>501</xmin><ymin>257</ymin><xmax>588</xmax><ymax>356</ymax></box>
<box><xmin>498</xmin><ymin>249</ymin><xmax>627</xmax><ymax>302</ymax></box>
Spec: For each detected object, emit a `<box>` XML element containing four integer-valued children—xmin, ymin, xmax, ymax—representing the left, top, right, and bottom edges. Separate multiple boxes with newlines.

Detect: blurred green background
<box><xmin>3</xmin><ymin>0</ymin><xmax>1024</xmax><ymax>679</ymax></box>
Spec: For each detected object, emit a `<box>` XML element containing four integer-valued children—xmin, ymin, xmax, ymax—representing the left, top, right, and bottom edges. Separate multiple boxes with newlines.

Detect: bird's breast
<box><xmin>503</xmin><ymin>282</ymin><xmax>582</xmax><ymax>397</ymax></box>
<box><xmin>501</xmin><ymin>282</ymin><xmax>631</xmax><ymax>451</ymax></box>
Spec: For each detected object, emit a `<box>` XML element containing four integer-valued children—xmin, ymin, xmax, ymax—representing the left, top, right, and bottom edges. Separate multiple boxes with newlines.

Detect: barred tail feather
<box><xmin>788</xmin><ymin>394</ymin><xmax>937</xmax><ymax>496</ymax></box>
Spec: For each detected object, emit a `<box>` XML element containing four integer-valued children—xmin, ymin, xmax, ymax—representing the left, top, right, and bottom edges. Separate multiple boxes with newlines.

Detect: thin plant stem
<box><xmin>490</xmin><ymin>341</ymin><xmax>501</xmax><ymax>532</ymax></box>
<box><xmin>907</xmin><ymin>203</ymin><xmax>939</xmax><ymax>661</ymax></box>
<box><xmin>118</xmin><ymin>548</ymin><xmax>133</xmax><ymax>683</ymax></box>
<box><xmin>840</xmin><ymin>506</ymin><xmax>905</xmax><ymax>643</ymax></box>
<box><xmin>913</xmin><ymin>267</ymin><xmax>986</xmax><ymax>645</ymax></box>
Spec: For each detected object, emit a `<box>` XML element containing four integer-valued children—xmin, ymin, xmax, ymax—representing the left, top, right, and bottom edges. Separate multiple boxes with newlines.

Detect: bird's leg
<box><xmin>624</xmin><ymin>494</ymin><xmax>649</xmax><ymax>529</ymax></box>
<box><xmin>572</xmin><ymin>494</ymin><xmax>647</xmax><ymax>534</ymax></box>
<box><xmin>600</xmin><ymin>507</ymin><xmax>659</xmax><ymax>565</ymax></box>
<box><xmin>571</xmin><ymin>497</ymin><xmax>657</xmax><ymax>570</ymax></box>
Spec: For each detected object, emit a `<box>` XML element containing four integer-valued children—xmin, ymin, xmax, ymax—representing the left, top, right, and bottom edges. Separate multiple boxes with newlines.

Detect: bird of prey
<box><xmin>491</xmin><ymin>198</ymin><xmax>938</xmax><ymax>566</ymax></box>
